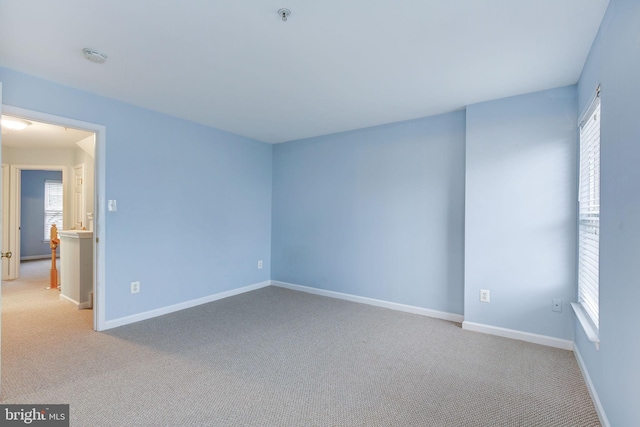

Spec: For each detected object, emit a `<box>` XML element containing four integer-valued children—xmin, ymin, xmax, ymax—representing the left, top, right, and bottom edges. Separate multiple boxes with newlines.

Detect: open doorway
<box><xmin>8</xmin><ymin>166</ymin><xmax>68</xmax><ymax>276</ymax></box>
<box><xmin>1</xmin><ymin>110</ymin><xmax>101</xmax><ymax>330</ymax></box>
<box><xmin>19</xmin><ymin>170</ymin><xmax>64</xmax><ymax>264</ymax></box>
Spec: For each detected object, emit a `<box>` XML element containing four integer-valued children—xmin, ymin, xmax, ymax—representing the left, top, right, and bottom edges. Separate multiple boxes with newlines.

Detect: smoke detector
<box><xmin>83</xmin><ymin>48</ymin><xmax>107</xmax><ymax>64</ymax></box>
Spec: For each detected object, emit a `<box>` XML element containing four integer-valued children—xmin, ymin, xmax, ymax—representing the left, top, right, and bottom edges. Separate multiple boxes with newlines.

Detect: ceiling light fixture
<box><xmin>277</xmin><ymin>8</ymin><xmax>291</xmax><ymax>22</ymax></box>
<box><xmin>83</xmin><ymin>48</ymin><xmax>107</xmax><ymax>64</ymax></box>
<box><xmin>1</xmin><ymin>117</ymin><xmax>32</xmax><ymax>131</ymax></box>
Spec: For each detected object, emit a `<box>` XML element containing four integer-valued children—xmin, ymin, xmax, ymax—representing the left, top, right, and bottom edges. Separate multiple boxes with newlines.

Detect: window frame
<box><xmin>572</xmin><ymin>85</ymin><xmax>601</xmax><ymax>349</ymax></box>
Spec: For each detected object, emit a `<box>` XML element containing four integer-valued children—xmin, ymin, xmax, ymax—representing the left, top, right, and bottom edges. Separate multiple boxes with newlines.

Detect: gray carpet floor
<box><xmin>2</xmin><ymin>260</ymin><xmax>601</xmax><ymax>426</ymax></box>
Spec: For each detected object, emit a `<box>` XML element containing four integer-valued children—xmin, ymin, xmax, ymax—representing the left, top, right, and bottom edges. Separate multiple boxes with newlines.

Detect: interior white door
<box><xmin>73</xmin><ymin>164</ymin><xmax>85</xmax><ymax>229</ymax></box>
<box><xmin>1</xmin><ymin>81</ymin><xmax>4</xmax><ymax>395</ymax></box>
<box><xmin>7</xmin><ymin>166</ymin><xmax>20</xmax><ymax>280</ymax></box>
<box><xmin>1</xmin><ymin>164</ymin><xmax>10</xmax><ymax>280</ymax></box>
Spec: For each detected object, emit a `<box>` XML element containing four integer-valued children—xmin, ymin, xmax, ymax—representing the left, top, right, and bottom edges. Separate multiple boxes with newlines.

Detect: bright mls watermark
<box><xmin>1</xmin><ymin>405</ymin><xmax>69</xmax><ymax>426</ymax></box>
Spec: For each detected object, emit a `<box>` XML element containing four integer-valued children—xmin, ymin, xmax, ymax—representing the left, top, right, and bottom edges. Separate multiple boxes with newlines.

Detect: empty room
<box><xmin>0</xmin><ymin>1</ymin><xmax>638</xmax><ymax>426</ymax></box>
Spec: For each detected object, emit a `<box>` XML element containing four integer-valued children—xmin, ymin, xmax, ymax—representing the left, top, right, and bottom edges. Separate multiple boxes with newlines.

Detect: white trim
<box><xmin>59</xmin><ymin>293</ymin><xmax>91</xmax><ymax>309</ymax></box>
<box><xmin>574</xmin><ymin>344</ymin><xmax>611</xmax><ymax>427</ymax></box>
<box><xmin>571</xmin><ymin>302</ymin><xmax>600</xmax><ymax>350</ymax></box>
<box><xmin>461</xmin><ymin>321</ymin><xmax>573</xmax><ymax>350</ymax></box>
<box><xmin>77</xmin><ymin>301</ymin><xmax>92</xmax><ymax>310</ymax></box>
<box><xmin>102</xmin><ymin>281</ymin><xmax>271</xmax><ymax>330</ymax></box>
<box><xmin>21</xmin><ymin>255</ymin><xmax>58</xmax><ymax>261</ymax></box>
<box><xmin>59</xmin><ymin>293</ymin><xmax>79</xmax><ymax>306</ymax></box>
<box><xmin>271</xmin><ymin>280</ymin><xmax>464</xmax><ymax>323</ymax></box>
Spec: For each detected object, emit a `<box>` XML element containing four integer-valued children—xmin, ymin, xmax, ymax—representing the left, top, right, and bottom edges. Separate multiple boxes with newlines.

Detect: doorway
<box><xmin>8</xmin><ymin>166</ymin><xmax>68</xmax><ymax>278</ymax></box>
<box><xmin>1</xmin><ymin>106</ymin><xmax>105</xmax><ymax>331</ymax></box>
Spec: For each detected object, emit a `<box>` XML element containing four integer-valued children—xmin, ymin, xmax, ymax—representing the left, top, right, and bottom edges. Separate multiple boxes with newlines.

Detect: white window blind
<box><xmin>44</xmin><ymin>180</ymin><xmax>63</xmax><ymax>240</ymax></box>
<box><xmin>578</xmin><ymin>92</ymin><xmax>600</xmax><ymax>330</ymax></box>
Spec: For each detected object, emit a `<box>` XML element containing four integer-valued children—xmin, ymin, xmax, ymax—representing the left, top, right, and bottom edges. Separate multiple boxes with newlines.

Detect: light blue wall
<box><xmin>575</xmin><ymin>0</ymin><xmax>640</xmax><ymax>425</ymax></box>
<box><xmin>4</xmin><ymin>8</ymin><xmax>635</xmax><ymax>418</ymax></box>
<box><xmin>1</xmin><ymin>67</ymin><xmax>273</xmax><ymax>321</ymax></box>
<box><xmin>464</xmin><ymin>86</ymin><xmax>578</xmax><ymax>340</ymax></box>
<box><xmin>272</xmin><ymin>111</ymin><xmax>466</xmax><ymax>314</ymax></box>
<box><xmin>20</xmin><ymin>170</ymin><xmax>63</xmax><ymax>258</ymax></box>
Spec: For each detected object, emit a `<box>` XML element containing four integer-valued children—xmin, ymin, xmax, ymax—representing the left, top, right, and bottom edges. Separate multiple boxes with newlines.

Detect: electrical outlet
<box><xmin>257</xmin><ymin>260</ymin><xmax>263</xmax><ymax>269</ymax></box>
<box><xmin>480</xmin><ymin>289</ymin><xmax>490</xmax><ymax>303</ymax></box>
<box><xmin>552</xmin><ymin>298</ymin><xmax>562</xmax><ymax>312</ymax></box>
<box><xmin>131</xmin><ymin>281</ymin><xmax>140</xmax><ymax>294</ymax></box>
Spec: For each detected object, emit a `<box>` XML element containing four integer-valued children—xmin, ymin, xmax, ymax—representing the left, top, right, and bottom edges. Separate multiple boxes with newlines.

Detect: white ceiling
<box><xmin>0</xmin><ymin>1</ymin><xmax>609</xmax><ymax>144</ymax></box>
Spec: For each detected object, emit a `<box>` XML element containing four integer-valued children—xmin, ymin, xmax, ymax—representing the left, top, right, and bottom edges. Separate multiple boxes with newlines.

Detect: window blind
<box><xmin>44</xmin><ymin>180</ymin><xmax>63</xmax><ymax>240</ymax></box>
<box><xmin>578</xmin><ymin>94</ymin><xmax>600</xmax><ymax>329</ymax></box>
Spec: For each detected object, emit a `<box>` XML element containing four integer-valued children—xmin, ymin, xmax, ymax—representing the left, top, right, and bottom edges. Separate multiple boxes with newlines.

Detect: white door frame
<box><xmin>2</xmin><ymin>104</ymin><xmax>107</xmax><ymax>332</ymax></box>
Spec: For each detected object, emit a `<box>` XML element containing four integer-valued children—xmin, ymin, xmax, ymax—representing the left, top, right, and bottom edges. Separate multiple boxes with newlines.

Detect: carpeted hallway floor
<box><xmin>1</xmin><ymin>260</ymin><xmax>601</xmax><ymax>426</ymax></box>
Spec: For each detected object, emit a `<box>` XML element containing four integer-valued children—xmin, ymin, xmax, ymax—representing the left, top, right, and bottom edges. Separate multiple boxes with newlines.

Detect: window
<box><xmin>577</xmin><ymin>88</ymin><xmax>600</xmax><ymax>332</ymax></box>
<box><xmin>44</xmin><ymin>179</ymin><xmax>63</xmax><ymax>240</ymax></box>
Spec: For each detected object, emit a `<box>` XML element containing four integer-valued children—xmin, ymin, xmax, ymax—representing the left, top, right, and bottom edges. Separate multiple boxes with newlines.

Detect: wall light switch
<box><xmin>131</xmin><ymin>281</ymin><xmax>140</xmax><ymax>294</ymax></box>
<box><xmin>108</xmin><ymin>200</ymin><xmax>117</xmax><ymax>211</ymax></box>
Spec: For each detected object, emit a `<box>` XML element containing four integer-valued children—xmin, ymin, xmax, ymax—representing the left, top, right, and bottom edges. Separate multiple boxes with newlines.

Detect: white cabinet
<box><xmin>58</xmin><ymin>230</ymin><xmax>93</xmax><ymax>309</ymax></box>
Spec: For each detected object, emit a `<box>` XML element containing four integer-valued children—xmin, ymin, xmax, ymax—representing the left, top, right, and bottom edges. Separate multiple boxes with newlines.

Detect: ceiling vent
<box><xmin>277</xmin><ymin>8</ymin><xmax>291</xmax><ymax>22</ymax></box>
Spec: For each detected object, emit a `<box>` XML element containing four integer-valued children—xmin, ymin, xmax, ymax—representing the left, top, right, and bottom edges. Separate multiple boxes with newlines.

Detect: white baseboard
<box><xmin>21</xmin><ymin>255</ymin><xmax>59</xmax><ymax>261</ymax></box>
<box><xmin>461</xmin><ymin>321</ymin><xmax>573</xmax><ymax>350</ymax></box>
<box><xmin>574</xmin><ymin>345</ymin><xmax>611</xmax><ymax>427</ymax></box>
<box><xmin>103</xmin><ymin>281</ymin><xmax>271</xmax><ymax>330</ymax></box>
<box><xmin>59</xmin><ymin>294</ymin><xmax>79</xmax><ymax>306</ymax></box>
<box><xmin>59</xmin><ymin>293</ymin><xmax>91</xmax><ymax>309</ymax></box>
<box><xmin>271</xmin><ymin>280</ymin><xmax>464</xmax><ymax>323</ymax></box>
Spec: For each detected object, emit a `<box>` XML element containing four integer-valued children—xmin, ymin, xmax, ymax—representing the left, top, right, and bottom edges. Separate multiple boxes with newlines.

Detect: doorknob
<box><xmin>1</xmin><ymin>251</ymin><xmax>12</xmax><ymax>259</ymax></box>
